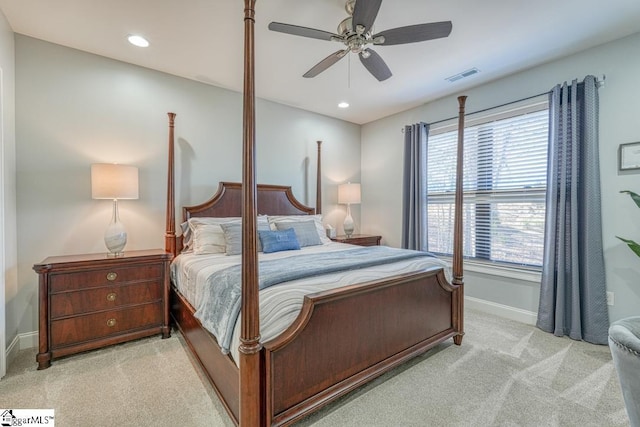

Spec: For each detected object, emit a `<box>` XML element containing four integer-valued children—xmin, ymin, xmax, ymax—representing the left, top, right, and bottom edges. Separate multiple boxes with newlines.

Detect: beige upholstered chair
<box><xmin>609</xmin><ymin>316</ymin><xmax>640</xmax><ymax>427</ymax></box>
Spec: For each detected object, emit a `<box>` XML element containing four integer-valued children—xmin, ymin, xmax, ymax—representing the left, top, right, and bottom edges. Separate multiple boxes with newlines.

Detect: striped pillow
<box><xmin>274</xmin><ymin>220</ymin><xmax>322</xmax><ymax>247</ymax></box>
<box><xmin>267</xmin><ymin>214</ymin><xmax>330</xmax><ymax>244</ymax></box>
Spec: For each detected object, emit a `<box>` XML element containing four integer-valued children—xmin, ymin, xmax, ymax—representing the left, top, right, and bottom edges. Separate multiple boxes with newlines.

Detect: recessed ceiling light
<box><xmin>338</xmin><ymin>102</ymin><xmax>349</xmax><ymax>109</ymax></box>
<box><xmin>128</xmin><ymin>35</ymin><xmax>149</xmax><ymax>48</ymax></box>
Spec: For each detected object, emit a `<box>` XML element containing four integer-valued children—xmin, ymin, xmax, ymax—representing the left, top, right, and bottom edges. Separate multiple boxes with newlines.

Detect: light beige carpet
<box><xmin>1</xmin><ymin>333</ymin><xmax>232</xmax><ymax>426</ymax></box>
<box><xmin>1</xmin><ymin>309</ymin><xmax>629</xmax><ymax>426</ymax></box>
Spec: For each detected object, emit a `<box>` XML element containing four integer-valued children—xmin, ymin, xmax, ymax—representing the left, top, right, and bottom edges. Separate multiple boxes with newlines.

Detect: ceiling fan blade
<box><xmin>373</xmin><ymin>21</ymin><xmax>452</xmax><ymax>45</ymax></box>
<box><xmin>359</xmin><ymin>49</ymin><xmax>392</xmax><ymax>81</ymax></box>
<box><xmin>352</xmin><ymin>0</ymin><xmax>383</xmax><ymax>32</ymax></box>
<box><xmin>303</xmin><ymin>50</ymin><xmax>348</xmax><ymax>78</ymax></box>
<box><xmin>268</xmin><ymin>22</ymin><xmax>339</xmax><ymax>41</ymax></box>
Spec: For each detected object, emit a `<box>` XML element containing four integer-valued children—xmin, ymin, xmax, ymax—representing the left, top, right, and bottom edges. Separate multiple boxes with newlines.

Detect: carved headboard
<box><xmin>183</xmin><ymin>182</ymin><xmax>315</xmax><ymax>220</ymax></box>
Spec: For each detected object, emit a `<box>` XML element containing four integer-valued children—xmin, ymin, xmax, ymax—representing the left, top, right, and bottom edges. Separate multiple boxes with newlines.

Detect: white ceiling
<box><xmin>1</xmin><ymin>0</ymin><xmax>640</xmax><ymax>124</ymax></box>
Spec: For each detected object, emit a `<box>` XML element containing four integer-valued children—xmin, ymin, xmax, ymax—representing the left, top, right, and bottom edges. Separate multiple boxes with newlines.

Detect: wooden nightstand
<box><xmin>33</xmin><ymin>249</ymin><xmax>172</xmax><ymax>369</ymax></box>
<box><xmin>331</xmin><ymin>234</ymin><xmax>382</xmax><ymax>247</ymax></box>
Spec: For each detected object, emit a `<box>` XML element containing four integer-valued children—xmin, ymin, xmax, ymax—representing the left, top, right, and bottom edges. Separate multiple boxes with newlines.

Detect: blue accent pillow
<box><xmin>258</xmin><ymin>229</ymin><xmax>301</xmax><ymax>253</ymax></box>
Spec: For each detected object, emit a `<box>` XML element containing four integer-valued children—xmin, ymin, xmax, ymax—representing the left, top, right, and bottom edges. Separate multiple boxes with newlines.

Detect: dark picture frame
<box><xmin>619</xmin><ymin>142</ymin><xmax>640</xmax><ymax>171</ymax></box>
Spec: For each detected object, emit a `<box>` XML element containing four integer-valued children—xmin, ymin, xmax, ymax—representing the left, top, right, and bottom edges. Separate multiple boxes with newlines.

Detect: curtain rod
<box><xmin>402</xmin><ymin>74</ymin><xmax>606</xmax><ymax>132</ymax></box>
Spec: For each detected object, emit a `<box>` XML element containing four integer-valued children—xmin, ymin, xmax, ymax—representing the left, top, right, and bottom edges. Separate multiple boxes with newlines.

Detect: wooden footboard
<box><xmin>264</xmin><ymin>269</ymin><xmax>460</xmax><ymax>426</ymax></box>
<box><xmin>170</xmin><ymin>268</ymin><xmax>461</xmax><ymax>426</ymax></box>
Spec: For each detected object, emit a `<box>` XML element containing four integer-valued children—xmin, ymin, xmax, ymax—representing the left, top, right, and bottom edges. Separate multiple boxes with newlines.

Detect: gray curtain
<box><xmin>402</xmin><ymin>122</ymin><xmax>429</xmax><ymax>250</ymax></box>
<box><xmin>536</xmin><ymin>75</ymin><xmax>609</xmax><ymax>345</ymax></box>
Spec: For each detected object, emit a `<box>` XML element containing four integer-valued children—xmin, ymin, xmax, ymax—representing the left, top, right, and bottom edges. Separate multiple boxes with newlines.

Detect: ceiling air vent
<box><xmin>446</xmin><ymin>67</ymin><xmax>480</xmax><ymax>83</ymax></box>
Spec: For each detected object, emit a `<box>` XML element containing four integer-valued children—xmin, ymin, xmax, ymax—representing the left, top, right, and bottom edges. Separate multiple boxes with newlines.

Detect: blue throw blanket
<box><xmin>194</xmin><ymin>246</ymin><xmax>435</xmax><ymax>354</ymax></box>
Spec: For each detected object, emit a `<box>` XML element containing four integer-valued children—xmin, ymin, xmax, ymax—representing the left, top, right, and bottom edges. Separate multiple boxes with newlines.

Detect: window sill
<box><xmin>442</xmin><ymin>257</ymin><xmax>541</xmax><ymax>283</ymax></box>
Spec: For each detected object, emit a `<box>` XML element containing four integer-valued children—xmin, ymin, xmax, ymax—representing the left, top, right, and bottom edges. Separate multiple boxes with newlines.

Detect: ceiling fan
<box><xmin>268</xmin><ymin>0</ymin><xmax>452</xmax><ymax>82</ymax></box>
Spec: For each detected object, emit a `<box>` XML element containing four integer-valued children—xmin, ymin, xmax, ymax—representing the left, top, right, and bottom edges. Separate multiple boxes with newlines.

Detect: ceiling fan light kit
<box><xmin>268</xmin><ymin>0</ymin><xmax>452</xmax><ymax>81</ymax></box>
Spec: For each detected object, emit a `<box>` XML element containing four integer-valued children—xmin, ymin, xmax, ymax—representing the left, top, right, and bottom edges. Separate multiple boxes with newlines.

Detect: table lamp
<box><xmin>338</xmin><ymin>182</ymin><xmax>361</xmax><ymax>238</ymax></box>
<box><xmin>91</xmin><ymin>163</ymin><xmax>139</xmax><ymax>256</ymax></box>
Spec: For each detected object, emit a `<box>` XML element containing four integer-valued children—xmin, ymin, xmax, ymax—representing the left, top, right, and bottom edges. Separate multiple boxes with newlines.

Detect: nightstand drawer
<box><xmin>50</xmin><ymin>264</ymin><xmax>163</xmax><ymax>293</ymax></box>
<box><xmin>50</xmin><ymin>302</ymin><xmax>163</xmax><ymax>347</ymax></box>
<box><xmin>50</xmin><ymin>281</ymin><xmax>163</xmax><ymax>318</ymax></box>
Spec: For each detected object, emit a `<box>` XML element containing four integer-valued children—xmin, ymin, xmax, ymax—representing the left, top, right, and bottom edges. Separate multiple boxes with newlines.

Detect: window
<box><xmin>426</xmin><ymin>98</ymin><xmax>549</xmax><ymax>269</ymax></box>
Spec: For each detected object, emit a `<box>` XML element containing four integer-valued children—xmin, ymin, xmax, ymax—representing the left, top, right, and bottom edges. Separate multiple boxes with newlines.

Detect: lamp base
<box><xmin>106</xmin><ymin>251</ymin><xmax>126</xmax><ymax>258</ymax></box>
<box><xmin>104</xmin><ymin>199</ymin><xmax>127</xmax><ymax>256</ymax></box>
<box><xmin>344</xmin><ymin>212</ymin><xmax>355</xmax><ymax>238</ymax></box>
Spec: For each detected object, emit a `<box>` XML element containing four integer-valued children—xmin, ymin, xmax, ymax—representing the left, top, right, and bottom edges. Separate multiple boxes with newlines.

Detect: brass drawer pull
<box><xmin>106</xmin><ymin>318</ymin><xmax>117</xmax><ymax>327</ymax></box>
<box><xmin>106</xmin><ymin>292</ymin><xmax>117</xmax><ymax>302</ymax></box>
<box><xmin>106</xmin><ymin>272</ymin><xmax>117</xmax><ymax>281</ymax></box>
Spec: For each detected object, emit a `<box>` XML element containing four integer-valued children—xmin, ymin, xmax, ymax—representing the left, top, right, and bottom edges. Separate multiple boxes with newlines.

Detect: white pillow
<box><xmin>188</xmin><ymin>216</ymin><xmax>269</xmax><ymax>255</ymax></box>
<box><xmin>180</xmin><ymin>221</ymin><xmax>193</xmax><ymax>253</ymax></box>
<box><xmin>189</xmin><ymin>218</ymin><xmax>236</xmax><ymax>255</ymax></box>
<box><xmin>267</xmin><ymin>214</ymin><xmax>331</xmax><ymax>244</ymax></box>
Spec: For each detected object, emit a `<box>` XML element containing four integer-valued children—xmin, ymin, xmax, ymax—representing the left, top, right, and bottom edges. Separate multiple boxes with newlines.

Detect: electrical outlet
<box><xmin>607</xmin><ymin>291</ymin><xmax>614</xmax><ymax>306</ymax></box>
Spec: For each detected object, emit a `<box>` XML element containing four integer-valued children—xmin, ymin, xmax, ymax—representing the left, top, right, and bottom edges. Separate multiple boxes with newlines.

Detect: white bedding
<box><xmin>171</xmin><ymin>242</ymin><xmax>451</xmax><ymax>363</ymax></box>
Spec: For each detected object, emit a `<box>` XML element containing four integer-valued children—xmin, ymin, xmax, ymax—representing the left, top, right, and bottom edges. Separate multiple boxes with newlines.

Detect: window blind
<box><xmin>426</xmin><ymin>104</ymin><xmax>549</xmax><ymax>268</ymax></box>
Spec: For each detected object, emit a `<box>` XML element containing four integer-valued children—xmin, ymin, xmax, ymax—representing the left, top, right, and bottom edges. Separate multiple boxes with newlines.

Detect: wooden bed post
<box><xmin>165</xmin><ymin>112</ymin><xmax>177</xmax><ymax>256</ymax></box>
<box><xmin>316</xmin><ymin>140</ymin><xmax>322</xmax><ymax>214</ymax></box>
<box><xmin>452</xmin><ymin>95</ymin><xmax>466</xmax><ymax>346</ymax></box>
<box><xmin>240</xmin><ymin>0</ymin><xmax>262</xmax><ymax>426</ymax></box>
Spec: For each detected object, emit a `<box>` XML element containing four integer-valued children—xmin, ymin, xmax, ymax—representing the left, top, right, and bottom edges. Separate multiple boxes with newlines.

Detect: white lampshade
<box><xmin>338</xmin><ymin>182</ymin><xmax>361</xmax><ymax>205</ymax></box>
<box><xmin>91</xmin><ymin>163</ymin><xmax>139</xmax><ymax>256</ymax></box>
<box><xmin>91</xmin><ymin>164</ymin><xmax>139</xmax><ymax>200</ymax></box>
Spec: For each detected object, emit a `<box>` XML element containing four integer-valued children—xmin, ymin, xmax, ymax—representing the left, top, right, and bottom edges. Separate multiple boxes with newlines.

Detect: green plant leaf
<box><xmin>616</xmin><ymin>236</ymin><xmax>640</xmax><ymax>258</ymax></box>
<box><xmin>620</xmin><ymin>190</ymin><xmax>640</xmax><ymax>209</ymax></box>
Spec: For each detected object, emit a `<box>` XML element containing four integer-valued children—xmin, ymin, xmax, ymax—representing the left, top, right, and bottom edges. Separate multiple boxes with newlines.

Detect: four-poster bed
<box><xmin>165</xmin><ymin>2</ymin><xmax>466</xmax><ymax>425</ymax></box>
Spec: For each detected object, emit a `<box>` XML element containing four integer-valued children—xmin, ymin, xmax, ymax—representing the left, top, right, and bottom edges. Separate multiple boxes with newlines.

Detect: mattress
<box><xmin>171</xmin><ymin>242</ymin><xmax>451</xmax><ymax>363</ymax></box>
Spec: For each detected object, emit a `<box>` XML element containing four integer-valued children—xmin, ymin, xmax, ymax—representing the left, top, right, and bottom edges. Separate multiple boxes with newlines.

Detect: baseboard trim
<box><xmin>6</xmin><ymin>334</ymin><xmax>20</xmax><ymax>367</ymax></box>
<box><xmin>6</xmin><ymin>331</ymin><xmax>37</xmax><ymax>366</ymax></box>
<box><xmin>465</xmin><ymin>296</ymin><xmax>537</xmax><ymax>325</ymax></box>
<box><xmin>19</xmin><ymin>331</ymin><xmax>38</xmax><ymax>350</ymax></box>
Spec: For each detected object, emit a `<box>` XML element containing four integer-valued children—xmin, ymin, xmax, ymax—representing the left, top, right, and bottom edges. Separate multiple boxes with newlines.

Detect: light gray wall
<box><xmin>13</xmin><ymin>35</ymin><xmax>360</xmax><ymax>337</ymax></box>
<box><xmin>361</xmin><ymin>31</ymin><xmax>640</xmax><ymax>322</ymax></box>
<box><xmin>0</xmin><ymin>8</ymin><xmax>15</xmax><ymax>366</ymax></box>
